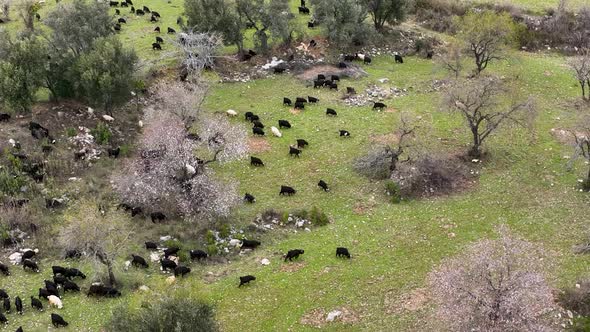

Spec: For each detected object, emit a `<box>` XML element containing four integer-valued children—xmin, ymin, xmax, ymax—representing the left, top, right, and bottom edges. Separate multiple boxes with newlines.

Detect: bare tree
<box><xmin>455</xmin><ymin>11</ymin><xmax>515</xmax><ymax>75</ymax></box>
<box><xmin>428</xmin><ymin>226</ymin><xmax>560</xmax><ymax>332</ymax></box>
<box><xmin>445</xmin><ymin>77</ymin><xmax>535</xmax><ymax>158</ymax></box>
<box><xmin>151</xmin><ymin>80</ymin><xmax>208</xmax><ymax>123</ymax></box>
<box><xmin>113</xmin><ymin>108</ymin><xmax>247</xmax><ymax>220</ymax></box>
<box><xmin>568</xmin><ymin>50</ymin><xmax>590</xmax><ymax>100</ymax></box>
<box><xmin>437</xmin><ymin>42</ymin><xmax>463</xmax><ymax>79</ymax></box>
<box><xmin>172</xmin><ymin>30</ymin><xmax>223</xmax><ymax>79</ymax></box>
<box><xmin>354</xmin><ymin>116</ymin><xmax>416</xmax><ymax>179</ymax></box>
<box><xmin>567</xmin><ymin>116</ymin><xmax>590</xmax><ymax>191</ymax></box>
<box><xmin>0</xmin><ymin>0</ymin><xmax>11</xmax><ymax>21</ymax></box>
<box><xmin>59</xmin><ymin>204</ymin><xmax>132</xmax><ymax>286</ymax></box>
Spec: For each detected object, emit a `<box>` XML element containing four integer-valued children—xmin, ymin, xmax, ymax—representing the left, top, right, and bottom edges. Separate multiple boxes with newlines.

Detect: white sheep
<box><xmin>356</xmin><ymin>53</ymin><xmax>365</xmax><ymax>60</ymax></box>
<box><xmin>185</xmin><ymin>164</ymin><xmax>196</xmax><ymax>177</ymax></box>
<box><xmin>226</xmin><ymin>109</ymin><xmax>238</xmax><ymax>117</ymax></box>
<box><xmin>102</xmin><ymin>115</ymin><xmax>115</xmax><ymax>122</ymax></box>
<box><xmin>123</xmin><ymin>260</ymin><xmax>132</xmax><ymax>271</ymax></box>
<box><xmin>271</xmin><ymin>126</ymin><xmax>282</xmax><ymax>137</ymax></box>
<box><xmin>48</xmin><ymin>295</ymin><xmax>63</xmax><ymax>309</ymax></box>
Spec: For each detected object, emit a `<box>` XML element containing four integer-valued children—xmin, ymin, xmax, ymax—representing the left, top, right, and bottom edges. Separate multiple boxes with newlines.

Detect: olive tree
<box><xmin>77</xmin><ymin>36</ymin><xmax>137</xmax><ymax>114</ymax></box>
<box><xmin>365</xmin><ymin>0</ymin><xmax>406</xmax><ymax>31</ymax></box>
<box><xmin>429</xmin><ymin>226</ymin><xmax>560</xmax><ymax>332</ymax></box>
<box><xmin>455</xmin><ymin>11</ymin><xmax>515</xmax><ymax>75</ymax></box>
<box><xmin>185</xmin><ymin>0</ymin><xmax>244</xmax><ymax>55</ymax></box>
<box><xmin>236</xmin><ymin>0</ymin><xmax>293</xmax><ymax>53</ymax></box>
<box><xmin>444</xmin><ymin>77</ymin><xmax>535</xmax><ymax>158</ymax></box>
<box><xmin>312</xmin><ymin>0</ymin><xmax>372</xmax><ymax>48</ymax></box>
<box><xmin>0</xmin><ymin>32</ymin><xmax>46</xmax><ymax>113</ymax></box>
<box><xmin>44</xmin><ymin>0</ymin><xmax>113</xmax><ymax>56</ymax></box>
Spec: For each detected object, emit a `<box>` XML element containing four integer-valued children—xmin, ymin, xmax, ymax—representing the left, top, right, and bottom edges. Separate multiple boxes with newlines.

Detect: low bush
<box><xmin>384</xmin><ymin>180</ymin><xmax>401</xmax><ymax>204</ymax></box>
<box><xmin>107</xmin><ymin>297</ymin><xmax>218</xmax><ymax>332</ymax></box>
<box><xmin>0</xmin><ymin>168</ymin><xmax>27</xmax><ymax>196</ymax></box>
<box><xmin>353</xmin><ymin>147</ymin><xmax>393</xmax><ymax>180</ymax></box>
<box><xmin>66</xmin><ymin>127</ymin><xmax>77</xmax><ymax>137</ymax></box>
<box><xmin>558</xmin><ymin>280</ymin><xmax>590</xmax><ymax>316</ymax></box>
<box><xmin>309</xmin><ymin>206</ymin><xmax>330</xmax><ymax>226</ymax></box>
<box><xmin>91</xmin><ymin>123</ymin><xmax>112</xmax><ymax>145</ymax></box>
<box><xmin>391</xmin><ymin>155</ymin><xmax>474</xmax><ymax>198</ymax></box>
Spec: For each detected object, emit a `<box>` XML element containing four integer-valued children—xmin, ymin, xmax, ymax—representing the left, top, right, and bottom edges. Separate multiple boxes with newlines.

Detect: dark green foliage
<box><xmin>313</xmin><ymin>0</ymin><xmax>373</xmax><ymax>49</ymax></box>
<box><xmin>44</xmin><ymin>0</ymin><xmax>114</xmax><ymax>56</ymax></box>
<box><xmin>108</xmin><ymin>297</ymin><xmax>218</xmax><ymax>332</ymax></box>
<box><xmin>571</xmin><ymin>317</ymin><xmax>590</xmax><ymax>332</ymax></box>
<box><xmin>0</xmin><ymin>33</ymin><xmax>46</xmax><ymax>113</ymax></box>
<box><xmin>310</xmin><ymin>206</ymin><xmax>329</xmax><ymax>226</ymax></box>
<box><xmin>236</xmin><ymin>0</ymin><xmax>293</xmax><ymax>53</ymax></box>
<box><xmin>91</xmin><ymin>123</ymin><xmax>112</xmax><ymax>145</ymax></box>
<box><xmin>384</xmin><ymin>180</ymin><xmax>401</xmax><ymax>203</ymax></box>
<box><xmin>185</xmin><ymin>0</ymin><xmax>244</xmax><ymax>53</ymax></box>
<box><xmin>77</xmin><ymin>36</ymin><xmax>138</xmax><ymax>113</ymax></box>
<box><xmin>66</xmin><ymin>127</ymin><xmax>77</xmax><ymax>137</ymax></box>
<box><xmin>0</xmin><ymin>168</ymin><xmax>27</xmax><ymax>196</ymax></box>
<box><xmin>366</xmin><ymin>0</ymin><xmax>407</xmax><ymax>31</ymax></box>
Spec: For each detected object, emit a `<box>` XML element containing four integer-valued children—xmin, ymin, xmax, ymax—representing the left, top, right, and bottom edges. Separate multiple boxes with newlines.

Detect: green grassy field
<box><xmin>469</xmin><ymin>0</ymin><xmax>587</xmax><ymax>12</ymax></box>
<box><xmin>2</xmin><ymin>0</ymin><xmax>590</xmax><ymax>331</ymax></box>
<box><xmin>3</xmin><ymin>51</ymin><xmax>590</xmax><ymax>331</ymax></box>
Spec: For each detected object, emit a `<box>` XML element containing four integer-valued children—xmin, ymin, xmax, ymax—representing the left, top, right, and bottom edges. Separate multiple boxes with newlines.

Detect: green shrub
<box><xmin>291</xmin><ymin>209</ymin><xmax>309</xmax><ymax>220</ymax></box>
<box><xmin>66</xmin><ymin>127</ymin><xmax>77</xmax><ymax>137</ymax></box>
<box><xmin>309</xmin><ymin>206</ymin><xmax>329</xmax><ymax>226</ymax></box>
<box><xmin>385</xmin><ymin>180</ymin><xmax>401</xmax><ymax>204</ymax></box>
<box><xmin>218</xmin><ymin>224</ymin><xmax>230</xmax><ymax>239</ymax></box>
<box><xmin>163</xmin><ymin>239</ymin><xmax>183</xmax><ymax>250</ymax></box>
<box><xmin>91</xmin><ymin>123</ymin><xmax>112</xmax><ymax>145</ymax></box>
<box><xmin>205</xmin><ymin>230</ymin><xmax>216</xmax><ymax>245</ymax></box>
<box><xmin>206</xmin><ymin>244</ymin><xmax>218</xmax><ymax>256</ymax></box>
<box><xmin>0</xmin><ymin>169</ymin><xmax>26</xmax><ymax>195</ymax></box>
<box><xmin>107</xmin><ymin>297</ymin><xmax>218</xmax><ymax>332</ymax></box>
<box><xmin>582</xmin><ymin>178</ymin><xmax>590</xmax><ymax>192</ymax></box>
<box><xmin>119</xmin><ymin>144</ymin><xmax>131</xmax><ymax>157</ymax></box>
<box><xmin>571</xmin><ymin>316</ymin><xmax>590</xmax><ymax>332</ymax></box>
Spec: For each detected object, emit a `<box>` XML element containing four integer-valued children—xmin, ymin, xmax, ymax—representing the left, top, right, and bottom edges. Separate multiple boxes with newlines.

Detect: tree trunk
<box><xmin>581</xmin><ymin>81</ymin><xmax>586</xmax><ymax>100</ymax></box>
<box><xmin>255</xmin><ymin>30</ymin><xmax>269</xmax><ymax>54</ymax></box>
<box><xmin>469</xmin><ymin>128</ymin><xmax>481</xmax><ymax>158</ymax></box>
<box><xmin>106</xmin><ymin>260</ymin><xmax>116</xmax><ymax>286</ymax></box>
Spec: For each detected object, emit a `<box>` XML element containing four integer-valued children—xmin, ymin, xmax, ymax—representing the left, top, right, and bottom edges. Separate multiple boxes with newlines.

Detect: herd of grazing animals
<box><xmin>107</xmin><ymin>0</ymin><xmax>177</xmax><ymax>49</ymax></box>
<box><xmin>0</xmin><ymin>1</ymin><xmax>421</xmax><ymax>328</ymax></box>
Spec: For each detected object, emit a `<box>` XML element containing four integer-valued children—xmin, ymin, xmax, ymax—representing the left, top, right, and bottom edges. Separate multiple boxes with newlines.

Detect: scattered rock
<box><xmin>102</xmin><ymin>114</ymin><xmax>114</xmax><ymax>122</ymax></box>
<box><xmin>260</xmin><ymin>258</ymin><xmax>270</xmax><ymax>266</ymax></box>
<box><xmin>326</xmin><ymin>310</ymin><xmax>342</xmax><ymax>322</ymax></box>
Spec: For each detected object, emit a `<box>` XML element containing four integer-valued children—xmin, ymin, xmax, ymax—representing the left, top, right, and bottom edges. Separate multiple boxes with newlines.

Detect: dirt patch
<box><xmin>202</xmin><ymin>269</ymin><xmax>232</xmax><ymax>284</ymax></box>
<box><xmin>550</xmin><ymin>128</ymin><xmax>585</xmax><ymax>145</ymax></box>
<box><xmin>248</xmin><ymin>137</ymin><xmax>271</xmax><ymax>153</ymax></box>
<box><xmin>385</xmin><ymin>288</ymin><xmax>430</xmax><ymax>315</ymax></box>
<box><xmin>300</xmin><ymin>307</ymin><xmax>360</xmax><ymax>328</ymax></box>
<box><xmin>370</xmin><ymin>133</ymin><xmax>399</xmax><ymax>145</ymax></box>
<box><xmin>279</xmin><ymin>261</ymin><xmax>306</xmax><ymax>273</ymax></box>
<box><xmin>384</xmin><ymin>108</ymin><xmax>398</xmax><ymax>113</ymax></box>
<box><xmin>297</xmin><ymin>64</ymin><xmax>368</xmax><ymax>81</ymax></box>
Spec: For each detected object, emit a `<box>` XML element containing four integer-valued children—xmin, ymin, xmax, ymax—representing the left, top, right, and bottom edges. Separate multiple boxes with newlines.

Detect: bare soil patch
<box><xmin>550</xmin><ymin>128</ymin><xmax>585</xmax><ymax>145</ymax></box>
<box><xmin>248</xmin><ymin>137</ymin><xmax>272</xmax><ymax>153</ymax></box>
<box><xmin>385</xmin><ymin>288</ymin><xmax>430</xmax><ymax>315</ymax></box>
<box><xmin>279</xmin><ymin>261</ymin><xmax>306</xmax><ymax>273</ymax></box>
